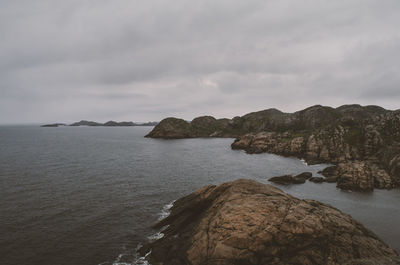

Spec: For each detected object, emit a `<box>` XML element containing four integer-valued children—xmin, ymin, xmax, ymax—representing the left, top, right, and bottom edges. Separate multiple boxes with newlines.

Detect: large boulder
<box><xmin>140</xmin><ymin>179</ymin><xmax>398</xmax><ymax>265</ymax></box>
<box><xmin>335</xmin><ymin>161</ymin><xmax>392</xmax><ymax>191</ymax></box>
<box><xmin>268</xmin><ymin>174</ymin><xmax>306</xmax><ymax>184</ymax></box>
<box><xmin>268</xmin><ymin>172</ymin><xmax>312</xmax><ymax>185</ymax></box>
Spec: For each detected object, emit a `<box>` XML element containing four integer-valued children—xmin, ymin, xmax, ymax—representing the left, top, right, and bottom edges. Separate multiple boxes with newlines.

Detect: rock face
<box><xmin>320</xmin><ymin>162</ymin><xmax>392</xmax><ymax>191</ymax></box>
<box><xmin>140</xmin><ymin>180</ymin><xmax>399</xmax><ymax>265</ymax></box>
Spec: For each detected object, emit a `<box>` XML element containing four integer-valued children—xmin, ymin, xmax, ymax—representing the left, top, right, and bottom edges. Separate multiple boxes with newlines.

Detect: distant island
<box><xmin>41</xmin><ymin>120</ymin><xmax>158</xmax><ymax>127</ymax></box>
<box><xmin>146</xmin><ymin>104</ymin><xmax>400</xmax><ymax>192</ymax></box>
<box><xmin>40</xmin><ymin>123</ymin><xmax>67</xmax><ymax>127</ymax></box>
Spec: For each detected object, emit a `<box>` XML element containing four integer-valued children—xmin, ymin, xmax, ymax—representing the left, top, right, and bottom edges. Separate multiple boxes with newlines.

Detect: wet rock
<box><xmin>318</xmin><ymin>165</ymin><xmax>339</xmax><ymax>178</ymax></box>
<box><xmin>268</xmin><ymin>174</ymin><xmax>305</xmax><ymax>184</ymax></box>
<box><xmin>324</xmin><ymin>176</ymin><xmax>338</xmax><ymax>183</ymax></box>
<box><xmin>294</xmin><ymin>172</ymin><xmax>312</xmax><ymax>180</ymax></box>
<box><xmin>140</xmin><ymin>179</ymin><xmax>399</xmax><ymax>265</ymax></box>
<box><xmin>309</xmin><ymin>177</ymin><xmax>325</xmax><ymax>183</ymax></box>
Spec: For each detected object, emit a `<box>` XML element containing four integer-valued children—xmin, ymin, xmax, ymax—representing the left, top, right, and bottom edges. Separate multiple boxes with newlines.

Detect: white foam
<box><xmin>147</xmin><ymin>200</ymin><xmax>176</xmax><ymax>241</ymax></box>
<box><xmin>300</xmin><ymin>159</ymin><xmax>308</xmax><ymax>166</ymax></box>
<box><xmin>108</xmin><ymin>201</ymin><xmax>176</xmax><ymax>265</ymax></box>
<box><xmin>147</xmin><ymin>231</ymin><xmax>164</xmax><ymax>241</ymax></box>
<box><xmin>133</xmin><ymin>250</ymin><xmax>152</xmax><ymax>265</ymax></box>
<box><xmin>111</xmin><ymin>253</ymin><xmax>132</xmax><ymax>265</ymax></box>
<box><xmin>158</xmin><ymin>200</ymin><xmax>175</xmax><ymax>220</ymax></box>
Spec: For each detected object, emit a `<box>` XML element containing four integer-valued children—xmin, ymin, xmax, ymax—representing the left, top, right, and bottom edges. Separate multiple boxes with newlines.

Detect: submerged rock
<box><xmin>294</xmin><ymin>171</ymin><xmax>313</xmax><ymax>180</ymax></box>
<box><xmin>309</xmin><ymin>176</ymin><xmax>325</xmax><ymax>183</ymax></box>
<box><xmin>268</xmin><ymin>174</ymin><xmax>304</xmax><ymax>184</ymax></box>
<box><xmin>140</xmin><ymin>179</ymin><xmax>398</xmax><ymax>265</ymax></box>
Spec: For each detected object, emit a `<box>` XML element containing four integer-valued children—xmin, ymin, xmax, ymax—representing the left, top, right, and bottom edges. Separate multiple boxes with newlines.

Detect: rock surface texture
<box><xmin>147</xmin><ymin>104</ymin><xmax>400</xmax><ymax>190</ymax></box>
<box><xmin>140</xmin><ymin>179</ymin><xmax>399</xmax><ymax>265</ymax></box>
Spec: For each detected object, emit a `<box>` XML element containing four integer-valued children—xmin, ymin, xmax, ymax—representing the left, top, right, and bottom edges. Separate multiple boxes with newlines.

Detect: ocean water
<box><xmin>0</xmin><ymin>126</ymin><xmax>399</xmax><ymax>265</ymax></box>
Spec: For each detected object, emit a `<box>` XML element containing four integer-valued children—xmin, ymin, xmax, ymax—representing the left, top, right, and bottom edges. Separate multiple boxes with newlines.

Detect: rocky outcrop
<box><xmin>309</xmin><ymin>177</ymin><xmax>325</xmax><ymax>183</ymax></box>
<box><xmin>144</xmin><ymin>118</ymin><xmax>191</xmax><ymax>139</ymax></box>
<box><xmin>320</xmin><ymin>162</ymin><xmax>392</xmax><ymax>191</ymax></box>
<box><xmin>294</xmin><ymin>172</ymin><xmax>313</xmax><ymax>180</ymax></box>
<box><xmin>147</xmin><ymin>104</ymin><xmax>392</xmax><ymax>139</ymax></box>
<box><xmin>147</xmin><ymin>104</ymin><xmax>400</xmax><ymax>190</ymax></box>
<box><xmin>230</xmin><ymin>119</ymin><xmax>399</xmax><ymax>190</ymax></box>
<box><xmin>139</xmin><ymin>179</ymin><xmax>399</xmax><ymax>265</ymax></box>
<box><xmin>145</xmin><ymin>116</ymin><xmax>235</xmax><ymax>138</ymax></box>
<box><xmin>269</xmin><ymin>172</ymin><xmax>312</xmax><ymax>185</ymax></box>
<box><xmin>230</xmin><ymin>126</ymin><xmax>359</xmax><ymax>164</ymax></box>
<box><xmin>269</xmin><ymin>174</ymin><xmax>306</xmax><ymax>184</ymax></box>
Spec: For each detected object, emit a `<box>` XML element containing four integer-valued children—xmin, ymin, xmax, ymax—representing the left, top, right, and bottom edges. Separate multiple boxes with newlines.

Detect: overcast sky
<box><xmin>1</xmin><ymin>0</ymin><xmax>399</xmax><ymax>124</ymax></box>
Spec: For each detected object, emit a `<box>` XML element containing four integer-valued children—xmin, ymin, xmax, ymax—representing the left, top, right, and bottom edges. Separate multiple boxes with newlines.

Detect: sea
<box><xmin>0</xmin><ymin>125</ymin><xmax>399</xmax><ymax>265</ymax></box>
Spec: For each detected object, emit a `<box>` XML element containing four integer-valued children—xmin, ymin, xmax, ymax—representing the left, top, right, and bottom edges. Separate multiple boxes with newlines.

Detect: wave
<box><xmin>105</xmin><ymin>200</ymin><xmax>176</xmax><ymax>265</ymax></box>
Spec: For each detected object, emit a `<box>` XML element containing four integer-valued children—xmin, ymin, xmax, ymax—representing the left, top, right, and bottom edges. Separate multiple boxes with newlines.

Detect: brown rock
<box><xmin>336</xmin><ymin>161</ymin><xmax>375</xmax><ymax>191</ymax></box>
<box><xmin>309</xmin><ymin>176</ymin><xmax>325</xmax><ymax>183</ymax></box>
<box><xmin>147</xmin><ymin>105</ymin><xmax>400</xmax><ymax>190</ymax></box>
<box><xmin>335</xmin><ymin>161</ymin><xmax>393</xmax><ymax>191</ymax></box>
<box><xmin>324</xmin><ymin>176</ymin><xmax>338</xmax><ymax>183</ymax></box>
<box><xmin>145</xmin><ymin>117</ymin><xmax>191</xmax><ymax>139</ymax></box>
<box><xmin>318</xmin><ymin>165</ymin><xmax>339</xmax><ymax>178</ymax></box>
<box><xmin>294</xmin><ymin>172</ymin><xmax>313</xmax><ymax>180</ymax></box>
<box><xmin>140</xmin><ymin>180</ymin><xmax>398</xmax><ymax>265</ymax></box>
<box><xmin>268</xmin><ymin>174</ymin><xmax>306</xmax><ymax>184</ymax></box>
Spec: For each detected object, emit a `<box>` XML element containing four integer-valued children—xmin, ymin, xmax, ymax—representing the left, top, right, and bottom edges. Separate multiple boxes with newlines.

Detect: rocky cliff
<box><xmin>146</xmin><ymin>105</ymin><xmax>400</xmax><ymax>190</ymax></box>
<box><xmin>139</xmin><ymin>179</ymin><xmax>399</xmax><ymax>265</ymax></box>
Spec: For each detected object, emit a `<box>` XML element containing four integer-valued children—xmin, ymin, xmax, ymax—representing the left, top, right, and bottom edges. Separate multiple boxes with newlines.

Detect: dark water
<box><xmin>0</xmin><ymin>126</ymin><xmax>399</xmax><ymax>265</ymax></box>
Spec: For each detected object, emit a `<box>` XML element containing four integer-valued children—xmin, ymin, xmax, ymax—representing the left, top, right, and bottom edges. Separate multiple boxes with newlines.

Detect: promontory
<box><xmin>139</xmin><ymin>179</ymin><xmax>399</xmax><ymax>265</ymax></box>
<box><xmin>145</xmin><ymin>104</ymin><xmax>400</xmax><ymax>191</ymax></box>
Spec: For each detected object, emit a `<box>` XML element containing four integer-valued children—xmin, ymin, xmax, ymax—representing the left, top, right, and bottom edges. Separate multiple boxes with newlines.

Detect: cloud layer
<box><xmin>1</xmin><ymin>0</ymin><xmax>399</xmax><ymax>123</ymax></box>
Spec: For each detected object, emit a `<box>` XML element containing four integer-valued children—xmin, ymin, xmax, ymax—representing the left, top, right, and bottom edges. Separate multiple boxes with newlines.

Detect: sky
<box><xmin>1</xmin><ymin>0</ymin><xmax>399</xmax><ymax>124</ymax></box>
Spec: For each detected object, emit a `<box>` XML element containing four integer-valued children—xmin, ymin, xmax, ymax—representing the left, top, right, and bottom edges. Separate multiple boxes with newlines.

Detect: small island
<box><xmin>40</xmin><ymin>123</ymin><xmax>67</xmax><ymax>127</ymax></box>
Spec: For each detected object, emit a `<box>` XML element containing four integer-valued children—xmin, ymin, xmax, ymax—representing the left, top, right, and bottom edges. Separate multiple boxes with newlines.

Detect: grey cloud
<box><xmin>1</xmin><ymin>0</ymin><xmax>399</xmax><ymax>123</ymax></box>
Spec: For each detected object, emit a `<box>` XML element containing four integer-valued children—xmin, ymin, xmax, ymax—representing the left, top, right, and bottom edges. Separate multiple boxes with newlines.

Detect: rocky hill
<box><xmin>139</xmin><ymin>179</ymin><xmax>399</xmax><ymax>265</ymax></box>
<box><xmin>146</xmin><ymin>105</ymin><xmax>400</xmax><ymax>190</ymax></box>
